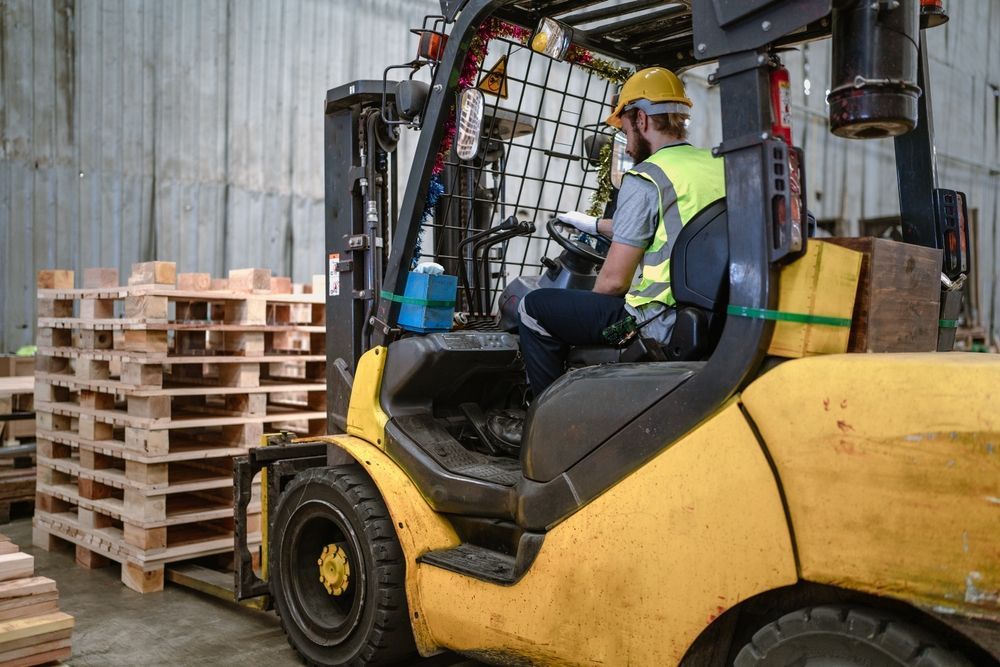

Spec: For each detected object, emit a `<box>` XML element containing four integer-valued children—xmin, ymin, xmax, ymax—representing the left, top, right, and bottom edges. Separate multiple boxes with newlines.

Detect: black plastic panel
<box><xmin>670</xmin><ymin>198</ymin><xmax>729</xmax><ymax>311</ymax></box>
<box><xmin>521</xmin><ymin>362</ymin><xmax>703</xmax><ymax>483</ymax></box>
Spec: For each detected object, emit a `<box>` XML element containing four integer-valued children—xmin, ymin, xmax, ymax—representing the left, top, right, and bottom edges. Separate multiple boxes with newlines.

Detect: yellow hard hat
<box><xmin>605</xmin><ymin>67</ymin><xmax>692</xmax><ymax>128</ymax></box>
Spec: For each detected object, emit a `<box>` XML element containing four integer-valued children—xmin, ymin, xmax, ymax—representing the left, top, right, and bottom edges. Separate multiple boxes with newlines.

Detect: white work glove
<box><xmin>557</xmin><ymin>210</ymin><xmax>598</xmax><ymax>235</ymax></box>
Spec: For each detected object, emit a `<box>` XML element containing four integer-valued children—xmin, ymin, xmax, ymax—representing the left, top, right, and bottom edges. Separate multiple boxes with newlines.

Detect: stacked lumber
<box><xmin>0</xmin><ymin>374</ymin><xmax>37</xmax><ymax>523</ymax></box>
<box><xmin>32</xmin><ymin>263</ymin><xmax>326</xmax><ymax>593</ymax></box>
<box><xmin>0</xmin><ymin>356</ymin><xmax>36</xmax><ymax>444</ymax></box>
<box><xmin>0</xmin><ymin>533</ymin><xmax>74</xmax><ymax>666</ymax></box>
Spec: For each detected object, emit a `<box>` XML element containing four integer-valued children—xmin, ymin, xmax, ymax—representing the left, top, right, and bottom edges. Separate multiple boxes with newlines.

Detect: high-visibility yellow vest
<box><xmin>624</xmin><ymin>144</ymin><xmax>726</xmax><ymax>309</ymax></box>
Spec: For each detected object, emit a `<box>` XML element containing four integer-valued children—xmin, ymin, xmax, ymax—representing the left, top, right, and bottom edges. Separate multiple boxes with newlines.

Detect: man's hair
<box><xmin>622</xmin><ymin>108</ymin><xmax>689</xmax><ymax>140</ymax></box>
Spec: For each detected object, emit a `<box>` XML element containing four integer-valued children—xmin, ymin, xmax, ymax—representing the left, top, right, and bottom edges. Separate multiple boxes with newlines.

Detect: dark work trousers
<box><xmin>518</xmin><ymin>288</ymin><xmax>627</xmax><ymax>398</ymax></box>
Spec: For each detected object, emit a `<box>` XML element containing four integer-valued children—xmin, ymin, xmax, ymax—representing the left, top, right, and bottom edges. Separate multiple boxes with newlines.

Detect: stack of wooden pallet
<box><xmin>0</xmin><ymin>371</ymin><xmax>37</xmax><ymax>522</ymax></box>
<box><xmin>32</xmin><ymin>263</ymin><xmax>326</xmax><ymax>592</ymax></box>
<box><xmin>0</xmin><ymin>533</ymin><xmax>74</xmax><ymax>665</ymax></box>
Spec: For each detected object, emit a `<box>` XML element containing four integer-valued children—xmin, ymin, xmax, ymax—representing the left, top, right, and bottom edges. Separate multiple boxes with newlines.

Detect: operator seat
<box><xmin>521</xmin><ymin>198</ymin><xmax>730</xmax><ymax>483</ymax></box>
<box><xmin>566</xmin><ymin>197</ymin><xmax>729</xmax><ymax>365</ymax></box>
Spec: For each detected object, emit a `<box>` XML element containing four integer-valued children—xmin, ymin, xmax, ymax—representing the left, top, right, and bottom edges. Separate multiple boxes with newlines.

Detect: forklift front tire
<box><xmin>269</xmin><ymin>465</ymin><xmax>415</xmax><ymax>666</ymax></box>
<box><xmin>734</xmin><ymin>605</ymin><xmax>973</xmax><ymax>667</ymax></box>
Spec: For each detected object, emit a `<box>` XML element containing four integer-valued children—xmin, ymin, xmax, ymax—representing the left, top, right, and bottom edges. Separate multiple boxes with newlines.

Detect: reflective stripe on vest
<box><xmin>624</xmin><ymin>144</ymin><xmax>726</xmax><ymax>309</ymax></box>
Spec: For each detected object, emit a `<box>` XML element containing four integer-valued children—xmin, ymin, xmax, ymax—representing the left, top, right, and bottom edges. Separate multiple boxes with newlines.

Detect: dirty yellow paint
<box><xmin>416</xmin><ymin>400</ymin><xmax>797</xmax><ymax>665</ymax></box>
<box><xmin>346</xmin><ymin>346</ymin><xmax>389</xmax><ymax>448</ymax></box>
<box><xmin>742</xmin><ymin>352</ymin><xmax>1000</xmax><ymax>622</ymax></box>
<box><xmin>312</xmin><ymin>433</ymin><xmax>459</xmax><ymax>656</ymax></box>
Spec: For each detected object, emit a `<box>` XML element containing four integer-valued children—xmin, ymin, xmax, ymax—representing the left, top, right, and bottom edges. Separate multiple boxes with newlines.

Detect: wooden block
<box><xmin>121</xmin><ymin>562</ymin><xmax>164</xmax><ymax>593</ymax></box>
<box><xmin>121</xmin><ymin>362</ymin><xmax>163</xmax><ymax>387</ymax></box>
<box><xmin>228</xmin><ymin>268</ymin><xmax>272</xmax><ymax>293</ymax></box>
<box><xmin>36</xmin><ymin>439</ymin><xmax>71</xmax><ymax>459</ymax></box>
<box><xmin>125</xmin><ymin>460</ymin><xmax>168</xmax><ymax>486</ymax></box>
<box><xmin>226</xmin><ymin>394</ymin><xmax>266</xmax><ymax>415</ymax></box>
<box><xmin>224</xmin><ymin>298</ymin><xmax>266</xmax><ymax>324</ymax></box>
<box><xmin>78</xmin><ymin>329</ymin><xmax>114</xmax><ymax>349</ymax></box>
<box><xmin>269</xmin><ymin>276</ymin><xmax>293</xmax><ymax>294</ymax></box>
<box><xmin>222</xmin><ymin>332</ymin><xmax>265</xmax><ymax>355</ymax></box>
<box><xmin>78</xmin><ymin>508</ymin><xmax>114</xmax><ymax>530</ymax></box>
<box><xmin>78</xmin><ymin>448</ymin><xmax>114</xmax><ymax>470</ymax></box>
<box><xmin>78</xmin><ymin>414</ymin><xmax>113</xmax><ymax>441</ymax></box>
<box><xmin>217</xmin><ymin>363</ymin><xmax>260</xmax><ymax>388</ymax></box>
<box><xmin>79</xmin><ymin>298</ymin><xmax>114</xmax><ymax>320</ymax></box>
<box><xmin>123</xmin><ymin>330</ymin><xmax>169</xmax><ymax>353</ymax></box>
<box><xmin>127</xmin><ymin>395</ymin><xmax>171</xmax><ymax>419</ymax></box>
<box><xmin>35</xmin><ymin>412</ymin><xmax>70</xmax><ymax>432</ymax></box>
<box><xmin>36</xmin><ymin>270</ymin><xmax>74</xmax><ymax>290</ymax></box>
<box><xmin>75</xmin><ymin>358</ymin><xmax>111</xmax><ymax>381</ymax></box>
<box><xmin>83</xmin><ymin>267</ymin><xmax>120</xmax><ymax>288</ymax></box>
<box><xmin>825</xmin><ymin>237</ymin><xmax>943</xmax><ymax>352</ymax></box>
<box><xmin>0</xmin><ymin>554</ymin><xmax>34</xmax><ymax>582</ymax></box>
<box><xmin>35</xmin><ymin>299</ymin><xmax>73</xmax><ymax>318</ymax></box>
<box><xmin>222</xmin><ymin>422</ymin><xmax>263</xmax><ymax>446</ymax></box>
<box><xmin>75</xmin><ymin>544</ymin><xmax>110</xmax><ymax>569</ymax></box>
<box><xmin>125</xmin><ymin>428</ymin><xmax>169</xmax><ymax>456</ymax></box>
<box><xmin>78</xmin><ymin>390</ymin><xmax>114</xmax><ymax>410</ymax></box>
<box><xmin>125</xmin><ymin>295</ymin><xmax>169</xmax><ymax>320</ymax></box>
<box><xmin>128</xmin><ymin>261</ymin><xmax>176</xmax><ymax>286</ymax></box>
<box><xmin>78</xmin><ymin>478</ymin><xmax>113</xmax><ymax>501</ymax></box>
<box><xmin>31</xmin><ymin>526</ymin><xmax>69</xmax><ymax>553</ymax></box>
<box><xmin>35</xmin><ymin>328</ymin><xmax>71</xmax><ymax>348</ymax></box>
<box><xmin>177</xmin><ymin>272</ymin><xmax>212</xmax><ymax>291</ymax></box>
<box><xmin>124</xmin><ymin>523</ymin><xmax>166</xmax><ymax>551</ymax></box>
<box><xmin>311</xmin><ymin>274</ymin><xmax>325</xmax><ymax>295</ymax></box>
<box><xmin>210</xmin><ymin>278</ymin><xmax>228</xmax><ymax>290</ymax></box>
<box><xmin>123</xmin><ymin>490</ymin><xmax>165</xmax><ymax>522</ymax></box>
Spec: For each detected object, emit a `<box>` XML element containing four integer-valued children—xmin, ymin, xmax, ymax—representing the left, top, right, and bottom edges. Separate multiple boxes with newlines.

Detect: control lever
<box><xmin>473</xmin><ymin>219</ymin><xmax>535</xmax><ymax>315</ymax></box>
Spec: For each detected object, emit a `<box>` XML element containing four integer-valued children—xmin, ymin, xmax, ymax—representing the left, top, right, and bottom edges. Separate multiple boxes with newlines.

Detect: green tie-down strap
<box><xmin>379</xmin><ymin>290</ymin><xmax>456</xmax><ymax>308</ymax></box>
<box><xmin>938</xmin><ymin>319</ymin><xmax>958</xmax><ymax>329</ymax></box>
<box><xmin>726</xmin><ymin>305</ymin><xmax>852</xmax><ymax>328</ymax></box>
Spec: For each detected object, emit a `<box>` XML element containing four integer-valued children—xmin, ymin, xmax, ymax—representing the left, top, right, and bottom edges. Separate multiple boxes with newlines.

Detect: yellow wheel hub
<box><xmin>317</xmin><ymin>544</ymin><xmax>350</xmax><ymax>596</ymax></box>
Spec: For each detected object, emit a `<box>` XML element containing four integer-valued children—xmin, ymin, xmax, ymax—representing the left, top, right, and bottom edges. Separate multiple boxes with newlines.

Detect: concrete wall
<box><xmin>2</xmin><ymin>1</ymin><xmax>998</xmax><ymax>349</ymax></box>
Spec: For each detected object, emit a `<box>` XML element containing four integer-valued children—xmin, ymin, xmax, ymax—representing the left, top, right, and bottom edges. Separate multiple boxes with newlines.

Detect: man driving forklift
<box><xmin>488</xmin><ymin>67</ymin><xmax>726</xmax><ymax>448</ymax></box>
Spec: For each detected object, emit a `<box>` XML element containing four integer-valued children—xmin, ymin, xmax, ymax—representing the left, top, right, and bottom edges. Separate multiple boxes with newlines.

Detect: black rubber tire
<box><xmin>734</xmin><ymin>605</ymin><xmax>974</xmax><ymax>667</ymax></box>
<box><xmin>269</xmin><ymin>466</ymin><xmax>415</xmax><ymax>666</ymax></box>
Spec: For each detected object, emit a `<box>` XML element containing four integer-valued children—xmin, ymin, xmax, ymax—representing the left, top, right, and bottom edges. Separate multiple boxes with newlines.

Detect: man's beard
<box><xmin>626</xmin><ymin>119</ymin><xmax>654</xmax><ymax>162</ymax></box>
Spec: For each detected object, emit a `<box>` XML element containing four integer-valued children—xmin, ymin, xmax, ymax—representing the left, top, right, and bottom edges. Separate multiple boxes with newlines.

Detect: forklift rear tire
<box><xmin>734</xmin><ymin>605</ymin><xmax>973</xmax><ymax>666</ymax></box>
<box><xmin>269</xmin><ymin>465</ymin><xmax>415</xmax><ymax>666</ymax></box>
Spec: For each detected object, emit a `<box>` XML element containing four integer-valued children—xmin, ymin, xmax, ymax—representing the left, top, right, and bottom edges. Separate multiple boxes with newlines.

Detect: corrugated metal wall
<box><xmin>2</xmin><ymin>1</ymin><xmax>998</xmax><ymax>350</ymax></box>
<box><xmin>0</xmin><ymin>0</ymin><xmax>439</xmax><ymax>350</ymax></box>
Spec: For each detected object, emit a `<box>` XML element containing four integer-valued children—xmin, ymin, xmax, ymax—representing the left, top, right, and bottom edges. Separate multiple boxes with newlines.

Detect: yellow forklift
<box><xmin>234</xmin><ymin>1</ymin><xmax>999</xmax><ymax>664</ymax></box>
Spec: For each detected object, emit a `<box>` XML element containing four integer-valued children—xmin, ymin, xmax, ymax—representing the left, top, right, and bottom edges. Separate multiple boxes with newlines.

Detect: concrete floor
<box><xmin>3</xmin><ymin>517</ymin><xmax>474</xmax><ymax>666</ymax></box>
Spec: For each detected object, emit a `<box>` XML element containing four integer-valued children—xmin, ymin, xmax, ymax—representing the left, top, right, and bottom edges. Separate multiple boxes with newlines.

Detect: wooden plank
<box><xmin>0</xmin><ymin>577</ymin><xmax>57</xmax><ymax>601</ymax></box>
<box><xmin>0</xmin><ymin>612</ymin><xmax>73</xmax><ymax>645</ymax></box>
<box><xmin>0</xmin><ymin>637</ymin><xmax>71</xmax><ymax>666</ymax></box>
<box><xmin>0</xmin><ymin>554</ymin><xmax>34</xmax><ymax>583</ymax></box>
<box><xmin>0</xmin><ymin>378</ymin><xmax>33</xmax><ymax>398</ymax></box>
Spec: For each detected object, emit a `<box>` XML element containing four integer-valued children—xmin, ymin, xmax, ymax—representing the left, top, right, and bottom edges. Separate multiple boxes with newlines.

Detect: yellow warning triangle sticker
<box><xmin>478</xmin><ymin>56</ymin><xmax>509</xmax><ymax>99</ymax></box>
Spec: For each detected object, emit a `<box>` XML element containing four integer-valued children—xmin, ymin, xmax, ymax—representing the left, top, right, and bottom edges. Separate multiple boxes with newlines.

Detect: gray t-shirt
<box><xmin>611</xmin><ymin>172</ymin><xmax>676</xmax><ymax>343</ymax></box>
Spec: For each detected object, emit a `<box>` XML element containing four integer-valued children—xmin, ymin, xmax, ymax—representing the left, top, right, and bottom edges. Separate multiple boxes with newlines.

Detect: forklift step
<box><xmin>418</xmin><ymin>544</ymin><xmax>517</xmax><ymax>585</ymax></box>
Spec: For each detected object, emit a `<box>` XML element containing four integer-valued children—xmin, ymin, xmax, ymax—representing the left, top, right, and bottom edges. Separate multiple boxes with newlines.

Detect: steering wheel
<box><xmin>546</xmin><ymin>218</ymin><xmax>609</xmax><ymax>266</ymax></box>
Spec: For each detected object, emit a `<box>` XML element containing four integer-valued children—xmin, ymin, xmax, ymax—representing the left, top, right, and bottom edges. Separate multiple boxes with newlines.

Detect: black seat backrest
<box><xmin>669</xmin><ymin>198</ymin><xmax>728</xmax><ymax>311</ymax></box>
<box><xmin>662</xmin><ymin>198</ymin><xmax>728</xmax><ymax>361</ymax></box>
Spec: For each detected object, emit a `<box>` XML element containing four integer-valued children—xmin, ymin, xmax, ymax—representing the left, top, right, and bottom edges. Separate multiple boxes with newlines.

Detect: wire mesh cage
<box><xmin>418</xmin><ymin>30</ymin><xmax>622</xmax><ymax>317</ymax></box>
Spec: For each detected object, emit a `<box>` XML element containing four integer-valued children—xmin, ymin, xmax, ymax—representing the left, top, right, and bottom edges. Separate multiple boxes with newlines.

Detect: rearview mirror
<box><xmin>610</xmin><ymin>132</ymin><xmax>634</xmax><ymax>189</ymax></box>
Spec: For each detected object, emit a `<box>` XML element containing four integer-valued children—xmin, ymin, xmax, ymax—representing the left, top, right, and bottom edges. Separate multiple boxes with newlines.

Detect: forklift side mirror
<box><xmin>395</xmin><ymin>80</ymin><xmax>430</xmax><ymax>123</ymax></box>
<box><xmin>583</xmin><ymin>134</ymin><xmax>610</xmax><ymax>167</ymax></box>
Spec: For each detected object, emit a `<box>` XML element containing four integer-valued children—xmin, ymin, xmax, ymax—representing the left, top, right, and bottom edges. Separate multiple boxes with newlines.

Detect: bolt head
<box><xmin>697</xmin><ymin>43</ymin><xmax>707</xmax><ymax>53</ymax></box>
<box><xmin>762</xmin><ymin>20</ymin><xmax>771</xmax><ymax>31</ymax></box>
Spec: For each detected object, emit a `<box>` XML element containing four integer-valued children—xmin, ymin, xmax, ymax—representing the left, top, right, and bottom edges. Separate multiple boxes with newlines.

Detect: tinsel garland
<box><xmin>586</xmin><ymin>140</ymin><xmax>614</xmax><ymax>218</ymax></box>
<box><xmin>412</xmin><ymin>173</ymin><xmax>445</xmax><ymax>269</ymax></box>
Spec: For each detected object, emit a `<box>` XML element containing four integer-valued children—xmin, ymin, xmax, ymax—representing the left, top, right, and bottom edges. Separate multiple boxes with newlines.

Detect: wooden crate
<box><xmin>32</xmin><ymin>264</ymin><xmax>323</xmax><ymax>592</ymax></box>
<box><xmin>826</xmin><ymin>238</ymin><xmax>942</xmax><ymax>353</ymax></box>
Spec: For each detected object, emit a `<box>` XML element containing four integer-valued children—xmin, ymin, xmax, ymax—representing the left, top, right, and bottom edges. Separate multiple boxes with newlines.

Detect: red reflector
<box><xmin>921</xmin><ymin>0</ymin><xmax>943</xmax><ymax>8</ymax></box>
<box><xmin>416</xmin><ymin>31</ymin><xmax>448</xmax><ymax>62</ymax></box>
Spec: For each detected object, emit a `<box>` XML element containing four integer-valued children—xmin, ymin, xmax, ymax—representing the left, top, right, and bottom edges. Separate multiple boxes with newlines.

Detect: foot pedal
<box><xmin>459</xmin><ymin>403</ymin><xmax>504</xmax><ymax>456</ymax></box>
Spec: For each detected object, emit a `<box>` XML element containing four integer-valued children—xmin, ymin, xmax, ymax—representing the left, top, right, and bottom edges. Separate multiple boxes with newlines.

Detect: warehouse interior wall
<box><xmin>2</xmin><ymin>0</ymin><xmax>998</xmax><ymax>351</ymax></box>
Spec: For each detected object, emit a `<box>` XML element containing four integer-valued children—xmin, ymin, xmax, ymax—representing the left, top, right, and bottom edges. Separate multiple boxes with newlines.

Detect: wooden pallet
<box><xmin>0</xmin><ymin>377</ymin><xmax>35</xmax><ymax>446</ymax></box>
<box><xmin>0</xmin><ymin>533</ymin><xmax>74</xmax><ymax>666</ymax></box>
<box><xmin>32</xmin><ymin>264</ymin><xmax>319</xmax><ymax>593</ymax></box>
